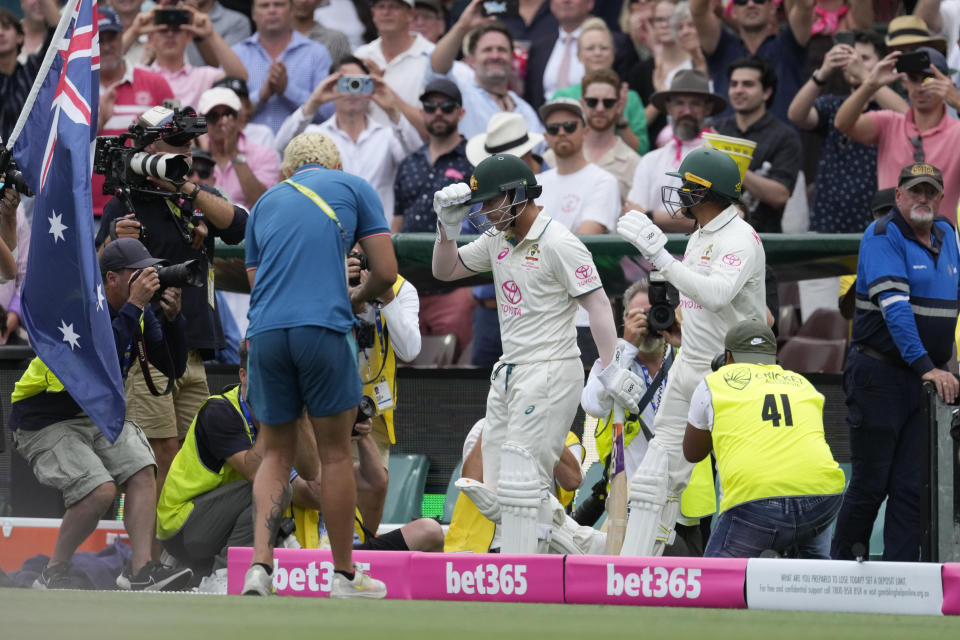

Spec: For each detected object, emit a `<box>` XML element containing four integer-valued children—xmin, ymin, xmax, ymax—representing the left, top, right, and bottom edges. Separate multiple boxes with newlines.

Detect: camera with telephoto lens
<box><xmin>646</xmin><ymin>271</ymin><xmax>679</xmax><ymax>336</ymax></box>
<box><xmin>352</xmin><ymin>395</ymin><xmax>377</xmax><ymax>434</ymax></box>
<box><xmin>94</xmin><ymin>106</ymin><xmax>206</xmax><ymax>200</ymax></box>
<box><xmin>135</xmin><ymin>258</ymin><xmax>206</xmax><ymax>302</ymax></box>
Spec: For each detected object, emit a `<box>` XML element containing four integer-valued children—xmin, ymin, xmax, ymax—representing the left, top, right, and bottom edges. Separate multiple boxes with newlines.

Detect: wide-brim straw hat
<box><xmin>885</xmin><ymin>15</ymin><xmax>947</xmax><ymax>55</ymax></box>
<box><xmin>650</xmin><ymin>69</ymin><xmax>727</xmax><ymax>116</ymax></box>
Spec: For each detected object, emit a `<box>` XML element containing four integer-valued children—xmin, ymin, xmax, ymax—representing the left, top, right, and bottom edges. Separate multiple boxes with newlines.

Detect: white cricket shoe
<box><xmin>241</xmin><ymin>564</ymin><xmax>273</xmax><ymax>596</ymax></box>
<box><xmin>330</xmin><ymin>567</ymin><xmax>387</xmax><ymax>599</ymax></box>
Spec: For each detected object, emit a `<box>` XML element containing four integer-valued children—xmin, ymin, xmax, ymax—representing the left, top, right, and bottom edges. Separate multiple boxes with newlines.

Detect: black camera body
<box><xmin>135</xmin><ymin>258</ymin><xmax>206</xmax><ymax>302</ymax></box>
<box><xmin>348</xmin><ymin>250</ymin><xmax>369</xmax><ymax>287</ymax></box>
<box><xmin>646</xmin><ymin>275</ymin><xmax>679</xmax><ymax>336</ymax></box>
<box><xmin>0</xmin><ymin>149</ymin><xmax>33</xmax><ymax>198</ymax></box>
<box><xmin>93</xmin><ymin>106</ymin><xmax>206</xmax><ymax>200</ymax></box>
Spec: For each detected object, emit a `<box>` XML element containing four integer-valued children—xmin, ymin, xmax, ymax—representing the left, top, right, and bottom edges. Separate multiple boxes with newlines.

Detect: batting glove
<box><xmin>433</xmin><ymin>183</ymin><xmax>473</xmax><ymax>241</ymax></box>
<box><xmin>617</xmin><ymin>210</ymin><xmax>673</xmax><ymax>270</ymax></box>
<box><xmin>597</xmin><ymin>360</ymin><xmax>642</xmax><ymax>415</ymax></box>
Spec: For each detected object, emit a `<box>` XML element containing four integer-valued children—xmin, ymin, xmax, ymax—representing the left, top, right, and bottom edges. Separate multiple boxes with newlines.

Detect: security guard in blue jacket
<box><xmin>831</xmin><ymin>163</ymin><xmax>960</xmax><ymax>562</ymax></box>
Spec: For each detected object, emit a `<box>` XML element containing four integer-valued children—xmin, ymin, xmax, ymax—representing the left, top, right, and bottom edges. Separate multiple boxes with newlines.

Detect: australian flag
<box><xmin>13</xmin><ymin>0</ymin><xmax>126</xmax><ymax>442</ymax></box>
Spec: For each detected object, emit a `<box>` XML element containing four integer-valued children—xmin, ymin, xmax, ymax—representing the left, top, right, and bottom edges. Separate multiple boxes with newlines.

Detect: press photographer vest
<box><xmin>359</xmin><ymin>275</ymin><xmax>406</xmax><ymax>444</ymax></box>
<box><xmin>595</xmin><ymin>407</ymin><xmax>716</xmax><ymax>519</ymax></box>
<box><xmin>156</xmin><ymin>386</ymin><xmax>254</xmax><ymax>539</ymax></box>
<box><xmin>706</xmin><ymin>363</ymin><xmax>845</xmax><ymax>513</ymax></box>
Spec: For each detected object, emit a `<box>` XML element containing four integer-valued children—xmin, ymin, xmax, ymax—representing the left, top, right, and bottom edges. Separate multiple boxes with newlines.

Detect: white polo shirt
<box><xmin>627</xmin><ymin>136</ymin><xmax>703</xmax><ymax>211</ymax></box>
<box><xmin>535</xmin><ymin>163</ymin><xmax>621</xmax><ymax>232</ymax></box>
<box><xmin>458</xmin><ymin>213</ymin><xmax>602</xmax><ymax>364</ymax></box>
<box><xmin>354</xmin><ymin>33</ymin><xmax>434</xmax><ymax>126</ymax></box>
<box><xmin>660</xmin><ymin>206</ymin><xmax>767</xmax><ymax>366</ymax></box>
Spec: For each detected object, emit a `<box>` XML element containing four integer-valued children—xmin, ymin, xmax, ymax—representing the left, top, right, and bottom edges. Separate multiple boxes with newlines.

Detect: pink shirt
<box><xmin>871</xmin><ymin>108</ymin><xmax>960</xmax><ymax>223</ymax></box>
<box><xmin>147</xmin><ymin>62</ymin><xmax>223</xmax><ymax>112</ymax></box>
<box><xmin>212</xmin><ymin>133</ymin><xmax>281</xmax><ymax>209</ymax></box>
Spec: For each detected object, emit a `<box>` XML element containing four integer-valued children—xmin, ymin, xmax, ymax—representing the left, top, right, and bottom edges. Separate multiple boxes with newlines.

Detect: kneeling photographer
<box><xmin>95</xmin><ymin>105</ymin><xmax>248</xmax><ymax>492</ymax></box>
<box><xmin>348</xmin><ymin>249</ymin><xmax>421</xmax><ymax>532</ymax></box>
<box><xmin>11</xmin><ymin>238</ymin><xmax>191</xmax><ymax>591</ymax></box>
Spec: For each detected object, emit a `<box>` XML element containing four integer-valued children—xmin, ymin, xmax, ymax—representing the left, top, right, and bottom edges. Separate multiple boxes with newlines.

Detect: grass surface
<box><xmin>3</xmin><ymin>589</ymin><xmax>960</xmax><ymax>640</ymax></box>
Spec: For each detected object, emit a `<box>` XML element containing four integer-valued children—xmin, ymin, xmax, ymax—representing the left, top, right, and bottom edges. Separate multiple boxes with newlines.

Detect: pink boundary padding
<box><xmin>943</xmin><ymin>564</ymin><xmax>960</xmax><ymax>615</ymax></box>
<box><xmin>226</xmin><ymin>547</ymin><xmax>413</xmax><ymax>598</ymax></box>
<box><xmin>564</xmin><ymin>555</ymin><xmax>748</xmax><ymax>608</ymax></box>
<box><xmin>407</xmin><ymin>552</ymin><xmax>565</xmax><ymax>603</ymax></box>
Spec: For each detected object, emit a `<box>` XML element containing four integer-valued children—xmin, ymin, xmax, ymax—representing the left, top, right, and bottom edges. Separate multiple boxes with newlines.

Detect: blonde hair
<box><xmin>578</xmin><ymin>17</ymin><xmax>612</xmax><ymax>51</ymax></box>
<box><xmin>281</xmin><ymin>132</ymin><xmax>342</xmax><ymax>176</ymax></box>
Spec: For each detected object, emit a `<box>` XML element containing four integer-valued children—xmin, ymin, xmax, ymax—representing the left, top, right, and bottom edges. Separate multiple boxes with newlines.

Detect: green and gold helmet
<box><xmin>466</xmin><ymin>154</ymin><xmax>542</xmax><ymax>233</ymax></box>
<box><xmin>661</xmin><ymin>148</ymin><xmax>741</xmax><ymax>218</ymax></box>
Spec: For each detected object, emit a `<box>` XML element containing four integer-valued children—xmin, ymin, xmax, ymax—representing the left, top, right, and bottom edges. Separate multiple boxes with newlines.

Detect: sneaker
<box><xmin>330</xmin><ymin>567</ymin><xmax>387</xmax><ymax>599</ymax></box>
<box><xmin>33</xmin><ymin>562</ymin><xmax>85</xmax><ymax>590</ymax></box>
<box><xmin>116</xmin><ymin>561</ymin><xmax>192</xmax><ymax>592</ymax></box>
<box><xmin>242</xmin><ymin>564</ymin><xmax>273</xmax><ymax>596</ymax></box>
<box><xmin>197</xmin><ymin>568</ymin><xmax>229</xmax><ymax>595</ymax></box>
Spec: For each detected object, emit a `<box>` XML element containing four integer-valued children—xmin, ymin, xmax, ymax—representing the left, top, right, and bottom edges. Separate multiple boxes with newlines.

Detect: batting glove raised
<box><xmin>617</xmin><ymin>210</ymin><xmax>673</xmax><ymax>270</ymax></box>
<box><xmin>433</xmin><ymin>183</ymin><xmax>473</xmax><ymax>240</ymax></box>
<box><xmin>597</xmin><ymin>359</ymin><xmax>642</xmax><ymax>415</ymax></box>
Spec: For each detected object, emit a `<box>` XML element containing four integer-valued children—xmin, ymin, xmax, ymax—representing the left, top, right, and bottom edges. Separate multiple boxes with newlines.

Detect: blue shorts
<box><xmin>247</xmin><ymin>326</ymin><xmax>361</xmax><ymax>424</ymax></box>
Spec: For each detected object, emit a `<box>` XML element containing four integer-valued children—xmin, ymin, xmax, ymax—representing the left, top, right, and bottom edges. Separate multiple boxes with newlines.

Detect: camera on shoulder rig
<box><xmin>94</xmin><ymin>106</ymin><xmax>207</xmax><ymax>242</ymax></box>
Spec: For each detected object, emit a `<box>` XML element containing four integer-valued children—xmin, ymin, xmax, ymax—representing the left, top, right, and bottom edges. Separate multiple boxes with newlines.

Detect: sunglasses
<box><xmin>583</xmin><ymin>97</ymin><xmax>617</xmax><ymax>109</ymax></box>
<box><xmin>188</xmin><ymin>165</ymin><xmax>213</xmax><ymax>180</ymax></box>
<box><xmin>206</xmin><ymin>109</ymin><xmax>237</xmax><ymax>124</ymax></box>
<box><xmin>732</xmin><ymin>0</ymin><xmax>768</xmax><ymax>5</ymax></box>
<box><xmin>545</xmin><ymin>120</ymin><xmax>580</xmax><ymax>135</ymax></box>
<box><xmin>423</xmin><ymin>101</ymin><xmax>458</xmax><ymax>114</ymax></box>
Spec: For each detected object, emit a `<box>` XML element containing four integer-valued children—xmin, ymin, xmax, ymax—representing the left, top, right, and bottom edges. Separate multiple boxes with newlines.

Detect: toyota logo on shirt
<box><xmin>575</xmin><ymin>265</ymin><xmax>593</xmax><ymax>280</ymax></box>
<box><xmin>501</xmin><ymin>280</ymin><xmax>522</xmax><ymax>304</ymax></box>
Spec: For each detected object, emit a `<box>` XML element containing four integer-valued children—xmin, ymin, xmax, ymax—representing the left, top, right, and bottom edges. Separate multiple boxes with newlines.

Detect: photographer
<box><xmin>615</xmin><ymin>147</ymin><xmax>766</xmax><ymax>557</ymax></box>
<box><xmin>348</xmin><ymin>248</ymin><xmax>421</xmax><ymax>532</ymax></box>
<box><xmin>11</xmin><ymin>239</ymin><xmax>191</xmax><ymax>591</ymax></box>
<box><xmin>95</xmin><ymin>107</ymin><xmax>248</xmax><ymax>494</ymax></box>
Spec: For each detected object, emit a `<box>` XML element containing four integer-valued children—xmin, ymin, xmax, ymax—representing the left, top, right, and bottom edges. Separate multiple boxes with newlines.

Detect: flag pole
<box><xmin>4</xmin><ymin>0</ymin><xmax>83</xmax><ymax>152</ymax></box>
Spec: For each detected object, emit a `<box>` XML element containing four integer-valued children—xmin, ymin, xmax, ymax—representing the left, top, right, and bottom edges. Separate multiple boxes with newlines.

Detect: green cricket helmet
<box><xmin>466</xmin><ymin>153</ymin><xmax>542</xmax><ymax>233</ymax></box>
<box><xmin>661</xmin><ymin>147</ymin><xmax>742</xmax><ymax>218</ymax></box>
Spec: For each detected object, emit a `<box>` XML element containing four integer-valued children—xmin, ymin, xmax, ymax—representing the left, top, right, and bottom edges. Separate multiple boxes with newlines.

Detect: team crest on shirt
<box><xmin>722</xmin><ymin>366</ymin><xmax>752</xmax><ymax>391</ymax></box>
<box><xmin>470</xmin><ymin>175</ymin><xmax>479</xmax><ymax>190</ymax></box>
<box><xmin>699</xmin><ymin>243</ymin><xmax>714</xmax><ymax>265</ymax></box>
<box><xmin>522</xmin><ymin>243</ymin><xmax>541</xmax><ymax>270</ymax></box>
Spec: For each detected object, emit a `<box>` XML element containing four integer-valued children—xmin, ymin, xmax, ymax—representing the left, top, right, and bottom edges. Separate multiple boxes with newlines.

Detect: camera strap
<box><xmin>134</xmin><ymin>316</ymin><xmax>176</xmax><ymax>396</ymax></box>
<box><xmin>283</xmin><ymin>179</ymin><xmax>347</xmax><ymax>242</ymax></box>
<box><xmin>633</xmin><ymin>346</ymin><xmax>675</xmax><ymax>442</ymax></box>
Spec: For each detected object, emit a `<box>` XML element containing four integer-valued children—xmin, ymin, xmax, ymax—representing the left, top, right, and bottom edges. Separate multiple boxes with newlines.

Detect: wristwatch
<box><xmin>232</xmin><ymin>153</ymin><xmax>247</xmax><ymax>166</ymax></box>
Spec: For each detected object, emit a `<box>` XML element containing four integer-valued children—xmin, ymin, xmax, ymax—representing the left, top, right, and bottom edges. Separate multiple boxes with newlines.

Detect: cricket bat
<box><xmin>604</xmin><ymin>403</ymin><xmax>628</xmax><ymax>554</ymax></box>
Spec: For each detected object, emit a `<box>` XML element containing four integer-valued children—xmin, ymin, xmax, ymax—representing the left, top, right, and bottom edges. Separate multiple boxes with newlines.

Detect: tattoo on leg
<box><xmin>264</xmin><ymin>483</ymin><xmax>293</xmax><ymax>548</ymax></box>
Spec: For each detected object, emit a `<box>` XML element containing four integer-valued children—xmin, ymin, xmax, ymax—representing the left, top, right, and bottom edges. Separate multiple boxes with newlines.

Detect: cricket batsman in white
<box><xmin>616</xmin><ymin>148</ymin><xmax>767</xmax><ymax>556</ymax></box>
<box><xmin>432</xmin><ymin>153</ymin><xmax>639</xmax><ymax>554</ymax></box>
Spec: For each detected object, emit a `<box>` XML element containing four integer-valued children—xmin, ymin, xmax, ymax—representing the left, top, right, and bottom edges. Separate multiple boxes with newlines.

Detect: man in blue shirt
<box><xmin>231</xmin><ymin>0</ymin><xmax>331</xmax><ymax>132</ymax></box>
<box><xmin>831</xmin><ymin>162</ymin><xmax>960</xmax><ymax>562</ymax></box>
<box><xmin>690</xmin><ymin>0</ymin><xmax>814</xmax><ymax>122</ymax></box>
<box><xmin>241</xmin><ymin>132</ymin><xmax>397</xmax><ymax>597</ymax></box>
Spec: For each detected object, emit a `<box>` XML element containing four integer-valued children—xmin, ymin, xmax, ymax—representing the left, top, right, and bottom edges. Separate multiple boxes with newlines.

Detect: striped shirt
<box><xmin>232</xmin><ymin>30</ymin><xmax>332</xmax><ymax>133</ymax></box>
<box><xmin>92</xmin><ymin>65</ymin><xmax>174</xmax><ymax>216</ymax></box>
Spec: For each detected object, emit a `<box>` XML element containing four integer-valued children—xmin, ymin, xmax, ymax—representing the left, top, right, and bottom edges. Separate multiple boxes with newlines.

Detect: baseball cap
<box><xmin>212</xmin><ymin>76</ymin><xmax>250</xmax><ymax>101</ymax></box>
<box><xmin>191</xmin><ymin>148</ymin><xmax>215</xmax><ymax>165</ymax></box>
<box><xmin>914</xmin><ymin>46</ymin><xmax>950</xmax><ymax>76</ymax></box>
<box><xmin>419</xmin><ymin>78</ymin><xmax>462</xmax><ymax>105</ymax></box>
<box><xmin>538</xmin><ymin>97</ymin><xmax>585</xmax><ymax>123</ymax></box>
<box><xmin>98</xmin><ymin>8</ymin><xmax>123</xmax><ymax>33</ymax></box>
<box><xmin>898</xmin><ymin>162</ymin><xmax>944</xmax><ymax>193</ymax></box>
<box><xmin>198</xmin><ymin>87</ymin><xmax>242</xmax><ymax>115</ymax></box>
<box><xmin>100</xmin><ymin>238</ymin><xmax>165</xmax><ymax>274</ymax></box>
<box><xmin>414</xmin><ymin>0</ymin><xmax>443</xmax><ymax>12</ymax></box>
<box><xmin>724</xmin><ymin>319</ymin><xmax>777</xmax><ymax>365</ymax></box>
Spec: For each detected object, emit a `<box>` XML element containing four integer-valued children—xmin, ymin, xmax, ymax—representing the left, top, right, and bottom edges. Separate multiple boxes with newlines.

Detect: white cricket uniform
<box><xmin>653</xmin><ymin>205</ymin><xmax>766</xmax><ymax>497</ymax></box>
<box><xmin>458</xmin><ymin>213</ymin><xmax>601</xmax><ymax>492</ymax></box>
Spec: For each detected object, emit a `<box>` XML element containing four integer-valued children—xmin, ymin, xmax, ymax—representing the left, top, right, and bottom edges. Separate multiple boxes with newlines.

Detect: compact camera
<box><xmin>338</xmin><ymin>75</ymin><xmax>374</xmax><ymax>95</ymax></box>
